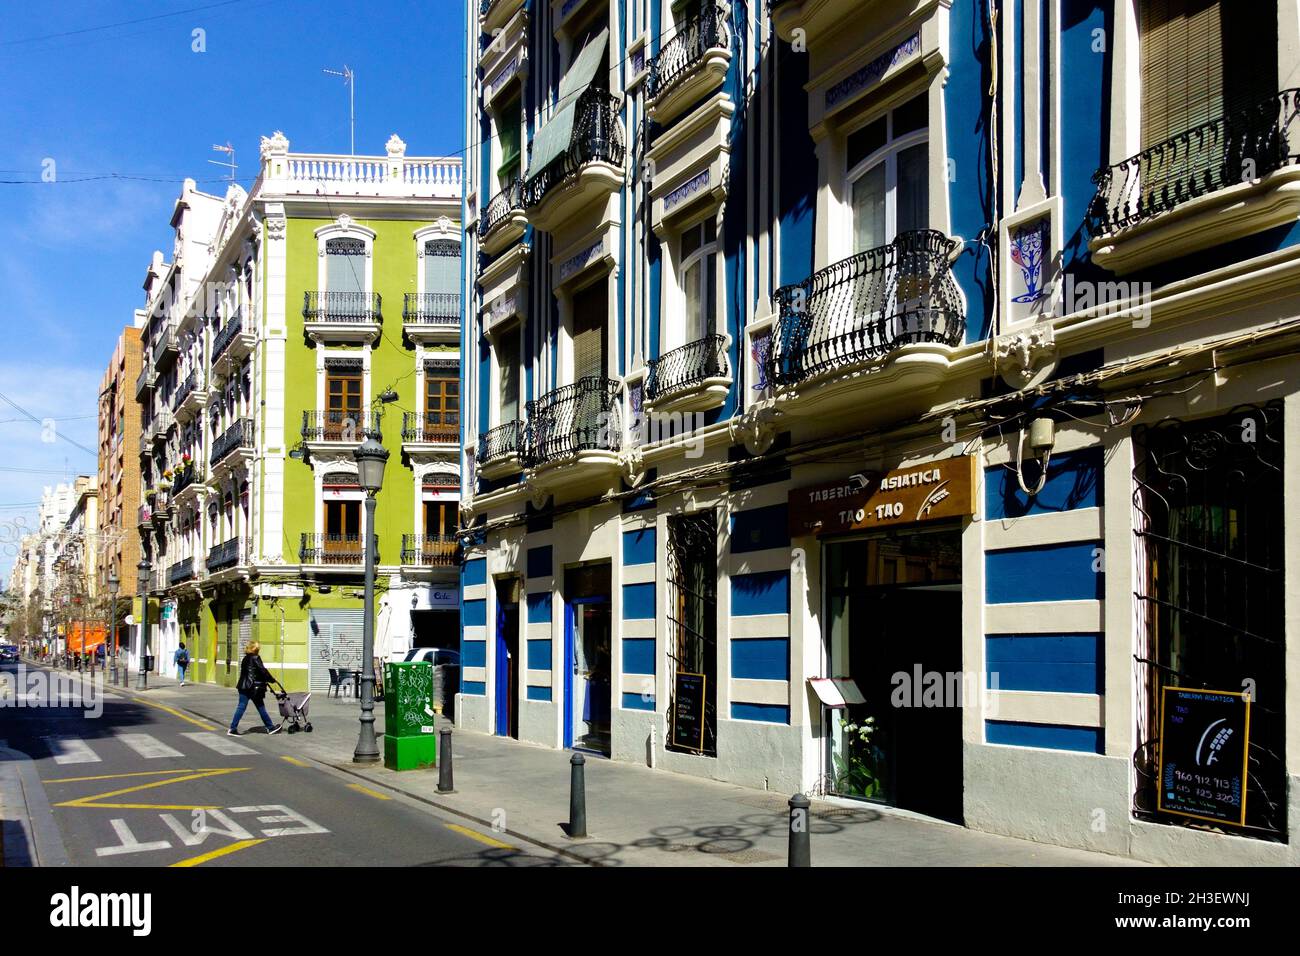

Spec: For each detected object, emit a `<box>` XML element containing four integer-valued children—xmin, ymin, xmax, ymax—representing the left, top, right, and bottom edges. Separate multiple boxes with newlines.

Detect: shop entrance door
<box><xmin>826</xmin><ymin>527</ymin><xmax>964</xmax><ymax>822</ymax></box>
<box><xmin>563</xmin><ymin>562</ymin><xmax>612</xmax><ymax>755</ymax></box>
<box><xmin>495</xmin><ymin>594</ymin><xmax>520</xmax><ymax>740</ymax></box>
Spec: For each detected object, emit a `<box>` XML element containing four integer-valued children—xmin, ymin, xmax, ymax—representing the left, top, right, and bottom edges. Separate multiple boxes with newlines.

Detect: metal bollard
<box><xmin>568</xmin><ymin>753</ymin><xmax>587</xmax><ymax>838</ymax></box>
<box><xmin>788</xmin><ymin>793</ymin><xmax>811</xmax><ymax>867</ymax></box>
<box><xmin>437</xmin><ymin>727</ymin><xmax>454</xmax><ymax>793</ymax></box>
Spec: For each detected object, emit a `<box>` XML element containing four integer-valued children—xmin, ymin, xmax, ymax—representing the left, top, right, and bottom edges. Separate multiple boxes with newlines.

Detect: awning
<box><xmin>524</xmin><ymin>28</ymin><xmax>609</xmax><ymax>183</ymax></box>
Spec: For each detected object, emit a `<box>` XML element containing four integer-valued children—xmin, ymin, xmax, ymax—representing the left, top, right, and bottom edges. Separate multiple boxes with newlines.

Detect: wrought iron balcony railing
<box><xmin>523</xmin><ymin>90</ymin><xmax>625</xmax><ymax>210</ymax></box>
<box><xmin>210</xmin><ymin>417</ymin><xmax>255</xmax><ymax>466</ymax></box>
<box><xmin>1088</xmin><ymin>89</ymin><xmax>1300</xmax><ymax>236</ymax></box>
<box><xmin>299</xmin><ymin>532</ymin><xmax>368</xmax><ymax>566</ymax></box>
<box><xmin>172</xmin><ymin>368</ymin><xmax>202</xmax><ymax>412</ymax></box>
<box><xmin>524</xmin><ymin>377</ymin><xmax>621</xmax><ymax>466</ymax></box>
<box><xmin>478</xmin><ymin>420</ymin><xmax>523</xmax><ymax>467</ymax></box>
<box><xmin>207</xmin><ymin>536</ymin><xmax>251</xmax><ymax>572</ymax></box>
<box><xmin>302</xmin><ymin>410</ymin><xmax>371</xmax><ymax>443</ymax></box>
<box><xmin>402</xmin><ymin>410</ymin><xmax>460</xmax><ymax>444</ymax></box>
<box><xmin>766</xmin><ymin>230</ymin><xmax>965</xmax><ymax>387</ymax></box>
<box><xmin>646</xmin><ymin>334</ymin><xmax>730</xmax><ymax>403</ymax></box>
<box><xmin>402</xmin><ymin>292</ymin><xmax>461</xmax><ymax>326</ymax></box>
<box><xmin>646</xmin><ymin>5</ymin><xmax>731</xmax><ymax>105</ymax></box>
<box><xmin>170</xmin><ymin>461</ymin><xmax>204</xmax><ymax>496</ymax></box>
<box><xmin>401</xmin><ymin>534</ymin><xmax>459</xmax><ymax>567</ymax></box>
<box><xmin>211</xmin><ymin>309</ymin><xmax>244</xmax><ymax>362</ymax></box>
<box><xmin>167</xmin><ymin>558</ymin><xmax>195</xmax><ymax>585</ymax></box>
<box><xmin>478</xmin><ymin>178</ymin><xmax>525</xmax><ymax>240</ymax></box>
<box><xmin>302</xmin><ymin>291</ymin><xmax>382</xmax><ymax>325</ymax></box>
<box><xmin>152</xmin><ymin>322</ymin><xmax>180</xmax><ymax>368</ymax></box>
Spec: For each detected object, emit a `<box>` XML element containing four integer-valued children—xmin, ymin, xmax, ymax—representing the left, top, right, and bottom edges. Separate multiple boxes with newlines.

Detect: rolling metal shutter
<box><xmin>308</xmin><ymin>608</ymin><xmax>365</xmax><ymax>691</ymax></box>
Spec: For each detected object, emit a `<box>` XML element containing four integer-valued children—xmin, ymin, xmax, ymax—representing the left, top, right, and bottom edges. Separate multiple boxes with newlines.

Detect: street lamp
<box><xmin>107</xmin><ymin>570</ymin><xmax>120</xmax><ymax>686</ymax></box>
<box><xmin>352</xmin><ymin>433</ymin><xmax>389</xmax><ymax>764</ymax></box>
<box><xmin>137</xmin><ymin>558</ymin><xmax>152</xmax><ymax>691</ymax></box>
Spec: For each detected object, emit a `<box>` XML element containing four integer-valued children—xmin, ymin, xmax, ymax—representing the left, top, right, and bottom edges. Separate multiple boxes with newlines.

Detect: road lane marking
<box><xmin>346</xmin><ymin>783</ymin><xmax>391</xmax><ymax>800</ymax></box>
<box><xmin>170</xmin><ymin>838</ymin><xmax>267</xmax><ymax>868</ymax></box>
<box><xmin>180</xmin><ymin>732</ymin><xmax>256</xmax><ymax>756</ymax></box>
<box><xmin>44</xmin><ymin>737</ymin><xmax>101</xmax><ymax>765</ymax></box>
<box><xmin>446</xmin><ymin>824</ymin><xmax>515</xmax><ymax>849</ymax></box>
<box><xmin>116</xmin><ymin>733</ymin><xmax>185</xmax><ymax>760</ymax></box>
<box><xmin>280</xmin><ymin>756</ymin><xmax>309</xmax><ymax>767</ymax></box>
<box><xmin>45</xmin><ymin>769</ymin><xmax>229</xmax><ymax>784</ymax></box>
<box><xmin>95</xmin><ymin>819</ymin><xmax>172</xmax><ymax>857</ymax></box>
<box><xmin>53</xmin><ymin>767</ymin><xmax>250</xmax><ymax>809</ymax></box>
<box><xmin>126</xmin><ymin>697</ymin><xmax>216</xmax><ymax>731</ymax></box>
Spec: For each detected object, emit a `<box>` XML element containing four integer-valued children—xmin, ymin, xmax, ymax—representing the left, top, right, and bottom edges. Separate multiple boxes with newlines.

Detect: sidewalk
<box><xmin>104</xmin><ymin>667</ymin><xmax>1139</xmax><ymax>867</ymax></box>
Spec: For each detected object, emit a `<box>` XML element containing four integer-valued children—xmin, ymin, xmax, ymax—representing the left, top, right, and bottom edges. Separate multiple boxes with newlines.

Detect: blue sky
<box><xmin>0</xmin><ymin>0</ymin><xmax>467</xmax><ymax>579</ymax></box>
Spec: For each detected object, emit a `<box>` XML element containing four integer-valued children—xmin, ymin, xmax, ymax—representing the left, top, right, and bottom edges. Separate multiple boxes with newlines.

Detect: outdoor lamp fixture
<box><xmin>136</xmin><ymin>558</ymin><xmax>152</xmax><ymax>691</ymax></box>
<box><xmin>107</xmin><ymin>570</ymin><xmax>120</xmax><ymax>685</ymax></box>
<box><xmin>352</xmin><ymin>434</ymin><xmax>390</xmax><ymax>764</ymax></box>
<box><xmin>1016</xmin><ymin>416</ymin><xmax>1057</xmax><ymax>498</ymax></box>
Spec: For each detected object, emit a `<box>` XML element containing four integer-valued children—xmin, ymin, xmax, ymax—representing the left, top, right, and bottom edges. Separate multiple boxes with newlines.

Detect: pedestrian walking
<box><xmin>228</xmin><ymin>641</ymin><xmax>282</xmax><ymax>736</ymax></box>
<box><xmin>174</xmin><ymin>642</ymin><xmax>190</xmax><ymax>686</ymax></box>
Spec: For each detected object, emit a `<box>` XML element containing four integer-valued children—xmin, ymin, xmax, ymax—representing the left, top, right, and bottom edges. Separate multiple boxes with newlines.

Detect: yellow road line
<box><xmin>126</xmin><ymin>697</ymin><xmax>216</xmax><ymax>731</ymax></box>
<box><xmin>53</xmin><ymin>767</ymin><xmax>250</xmax><ymax>809</ymax></box>
<box><xmin>446</xmin><ymin>823</ymin><xmax>514</xmax><ymax>849</ymax></box>
<box><xmin>346</xmin><ymin>783</ymin><xmax>392</xmax><ymax>801</ymax></box>
<box><xmin>44</xmin><ymin>768</ymin><xmax>231</xmax><ymax>784</ymax></box>
<box><xmin>280</xmin><ymin>756</ymin><xmax>310</xmax><ymax>768</ymax></box>
<box><xmin>170</xmin><ymin>839</ymin><xmax>267</xmax><ymax>868</ymax></box>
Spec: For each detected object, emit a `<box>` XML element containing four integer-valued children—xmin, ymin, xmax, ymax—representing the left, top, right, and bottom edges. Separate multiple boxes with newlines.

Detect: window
<box><xmin>572</xmin><ymin>283</ymin><xmax>607</xmax><ymax>382</ymax></box>
<box><xmin>325</xmin><ymin>237</ymin><xmax>366</xmax><ymax>296</ymax></box>
<box><xmin>846</xmin><ymin>93</ymin><xmax>928</xmax><ymax>254</ymax></box>
<box><xmin>497</xmin><ymin>92</ymin><xmax>522</xmax><ymax>188</ymax></box>
<box><xmin>666</xmin><ymin>512</ymin><xmax>717</xmax><ymax>757</ymax></box>
<box><xmin>424</xmin><ymin>501</ymin><xmax>457</xmax><ymax>538</ymax></box>
<box><xmin>325</xmin><ymin>364</ymin><xmax>363</xmax><ymax>440</ymax></box>
<box><xmin>424</xmin><ymin>367</ymin><xmax>460</xmax><ymax>441</ymax></box>
<box><xmin>423</xmin><ymin>238</ymin><xmax>461</xmax><ymax>300</ymax></box>
<box><xmin>324</xmin><ymin>499</ymin><xmax>361</xmax><ymax>559</ymax></box>
<box><xmin>497</xmin><ymin>329</ymin><xmax>520</xmax><ymax>423</ymax></box>
<box><xmin>680</xmin><ymin>219</ymin><xmax>718</xmax><ymax>344</ymax></box>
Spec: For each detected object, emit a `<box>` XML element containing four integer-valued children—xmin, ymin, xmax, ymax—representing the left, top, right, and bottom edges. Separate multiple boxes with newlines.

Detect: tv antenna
<box><xmin>323</xmin><ymin>64</ymin><xmax>356</xmax><ymax>155</ymax></box>
<box><xmin>209</xmin><ymin>142</ymin><xmax>236</xmax><ymax>183</ymax></box>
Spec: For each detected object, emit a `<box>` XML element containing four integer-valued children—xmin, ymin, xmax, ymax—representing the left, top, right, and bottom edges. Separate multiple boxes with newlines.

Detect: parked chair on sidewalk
<box><xmin>327</xmin><ymin>667</ymin><xmax>344</xmax><ymax>698</ymax></box>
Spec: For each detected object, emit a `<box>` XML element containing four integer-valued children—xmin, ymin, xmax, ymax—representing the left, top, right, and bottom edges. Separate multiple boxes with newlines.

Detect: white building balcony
<box><xmin>522</xmin><ymin>90</ymin><xmax>625</xmax><ymax>235</ymax></box>
<box><xmin>645</xmin><ymin>5</ymin><xmax>732</xmax><ymax>127</ymax></box>
<box><xmin>402</xmin><ymin>293</ymin><xmax>460</xmax><ymax>343</ymax></box>
<box><xmin>302</xmin><ymin>292</ymin><xmax>382</xmax><ymax>344</ymax></box>
<box><xmin>645</xmin><ymin>334</ymin><xmax>732</xmax><ymax>416</ymax></box>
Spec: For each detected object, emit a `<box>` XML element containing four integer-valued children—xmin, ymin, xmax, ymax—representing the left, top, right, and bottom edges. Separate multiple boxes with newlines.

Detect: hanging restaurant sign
<box><xmin>787</xmin><ymin>455</ymin><xmax>977</xmax><ymax>536</ymax></box>
<box><xmin>1157</xmin><ymin>686</ymin><xmax>1251</xmax><ymax>826</ymax></box>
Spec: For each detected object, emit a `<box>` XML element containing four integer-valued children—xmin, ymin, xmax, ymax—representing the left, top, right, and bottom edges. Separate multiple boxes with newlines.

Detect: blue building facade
<box><xmin>460</xmin><ymin>0</ymin><xmax>1300</xmax><ymax>863</ymax></box>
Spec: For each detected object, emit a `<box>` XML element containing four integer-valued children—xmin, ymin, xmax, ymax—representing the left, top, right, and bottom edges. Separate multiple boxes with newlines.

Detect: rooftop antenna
<box><xmin>209</xmin><ymin>142</ymin><xmax>237</xmax><ymax>183</ymax></box>
<box><xmin>323</xmin><ymin>64</ymin><xmax>356</xmax><ymax>155</ymax></box>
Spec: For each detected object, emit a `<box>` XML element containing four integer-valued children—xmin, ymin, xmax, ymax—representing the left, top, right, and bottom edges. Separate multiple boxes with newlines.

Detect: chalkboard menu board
<box><xmin>386</xmin><ymin>662</ymin><xmax>436</xmax><ymax>739</ymax></box>
<box><xmin>1158</xmin><ymin>686</ymin><xmax>1251</xmax><ymax>826</ymax></box>
<box><xmin>672</xmin><ymin>672</ymin><xmax>707</xmax><ymax>753</ymax></box>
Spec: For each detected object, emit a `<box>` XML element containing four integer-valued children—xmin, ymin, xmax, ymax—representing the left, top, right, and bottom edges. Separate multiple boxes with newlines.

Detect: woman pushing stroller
<box><xmin>228</xmin><ymin>641</ymin><xmax>283</xmax><ymax>736</ymax></box>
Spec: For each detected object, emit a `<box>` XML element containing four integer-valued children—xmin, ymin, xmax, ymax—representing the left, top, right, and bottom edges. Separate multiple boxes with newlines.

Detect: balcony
<box><xmin>207</xmin><ymin>536</ymin><xmax>252</xmax><ymax>574</ymax></box>
<box><xmin>212</xmin><ymin>309</ymin><xmax>255</xmax><ymax>367</ymax></box>
<box><xmin>1087</xmin><ymin>89</ymin><xmax>1300</xmax><ymax>274</ymax></box>
<box><xmin>523</xmin><ymin>89</ymin><xmax>625</xmax><ymax>234</ymax></box>
<box><xmin>301</xmin><ymin>410</ymin><xmax>372</xmax><ymax>447</ymax></box>
<box><xmin>167</xmin><ymin>557</ymin><xmax>197</xmax><ymax>586</ymax></box>
<box><xmin>152</xmin><ymin>322</ymin><xmax>180</xmax><ymax>371</ymax></box>
<box><xmin>478</xmin><ymin>178</ymin><xmax>527</xmax><ymax>255</ymax></box>
<box><xmin>170</xmin><ymin>461</ymin><xmax>205</xmax><ymax>501</ymax></box>
<box><xmin>524</xmin><ymin>377</ymin><xmax>622</xmax><ymax>493</ymax></box>
<box><xmin>299</xmin><ymin>533</ymin><xmax>366</xmax><ymax>567</ymax></box>
<box><xmin>646</xmin><ymin>333</ymin><xmax>731</xmax><ymax>414</ymax></box>
<box><xmin>134</xmin><ymin>365</ymin><xmax>155</xmax><ymax>400</ymax></box>
<box><xmin>766</xmin><ymin>230</ymin><xmax>964</xmax><ymax>414</ymax></box>
<box><xmin>210</xmin><ymin>418</ymin><xmax>255</xmax><ymax>471</ymax></box>
<box><xmin>401</xmin><ymin>534</ymin><xmax>459</xmax><ymax>568</ymax></box>
<box><xmin>402</xmin><ymin>292</ymin><xmax>461</xmax><ymax>343</ymax></box>
<box><xmin>172</xmin><ymin>368</ymin><xmax>208</xmax><ymax>420</ymax></box>
<box><xmin>138</xmin><ymin>427</ymin><xmax>153</xmax><ymax>458</ymax></box>
<box><xmin>477</xmin><ymin>420</ymin><xmax>525</xmax><ymax>480</ymax></box>
<box><xmin>479</xmin><ymin>0</ymin><xmax>525</xmax><ymax>35</ymax></box>
<box><xmin>402</xmin><ymin>410</ymin><xmax>459</xmax><ymax>448</ymax></box>
<box><xmin>302</xmin><ymin>291</ymin><xmax>382</xmax><ymax>343</ymax></box>
<box><xmin>646</xmin><ymin>5</ymin><xmax>732</xmax><ymax>126</ymax></box>
<box><xmin>151</xmin><ymin>408</ymin><xmax>174</xmax><ymax>445</ymax></box>
<box><xmin>137</xmin><ymin>504</ymin><xmax>153</xmax><ymax>530</ymax></box>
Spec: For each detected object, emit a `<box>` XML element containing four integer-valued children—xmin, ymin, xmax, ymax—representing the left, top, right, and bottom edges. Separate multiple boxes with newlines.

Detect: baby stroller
<box><xmin>274</xmin><ymin>685</ymin><xmax>313</xmax><ymax>733</ymax></box>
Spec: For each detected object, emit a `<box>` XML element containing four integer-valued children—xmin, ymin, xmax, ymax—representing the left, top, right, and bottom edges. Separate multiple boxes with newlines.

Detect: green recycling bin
<box><xmin>383</xmin><ymin>661</ymin><xmax>438</xmax><ymax>771</ymax></box>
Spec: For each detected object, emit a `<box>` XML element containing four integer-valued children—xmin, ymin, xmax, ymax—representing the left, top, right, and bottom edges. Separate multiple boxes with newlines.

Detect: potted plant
<box><xmin>832</xmin><ymin>714</ymin><xmax>886</xmax><ymax>799</ymax></box>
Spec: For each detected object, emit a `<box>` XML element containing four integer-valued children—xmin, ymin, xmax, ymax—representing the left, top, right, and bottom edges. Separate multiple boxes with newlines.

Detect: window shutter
<box><xmin>572</xmin><ymin>286</ymin><xmax>606</xmax><ymax>382</ymax></box>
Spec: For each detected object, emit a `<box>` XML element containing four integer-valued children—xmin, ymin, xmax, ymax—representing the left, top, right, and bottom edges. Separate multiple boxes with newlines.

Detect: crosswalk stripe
<box><xmin>180</xmin><ymin>732</ymin><xmax>256</xmax><ymax>756</ymax></box>
<box><xmin>115</xmin><ymin>733</ymin><xmax>185</xmax><ymax>759</ymax></box>
<box><xmin>45</xmin><ymin>737</ymin><xmax>101</xmax><ymax>765</ymax></box>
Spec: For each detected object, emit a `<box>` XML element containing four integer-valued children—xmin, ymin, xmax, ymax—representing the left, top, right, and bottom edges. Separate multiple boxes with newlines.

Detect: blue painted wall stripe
<box><xmin>731</xmin><ymin>637</ymin><xmax>789</xmax><ymax>680</ymax></box>
<box><xmin>985</xmin><ymin>542</ymin><xmax>1103</xmax><ymax>604</ymax></box>
<box><xmin>622</xmin><ymin>638</ymin><xmax>655</xmax><ymax>675</ymax></box>
<box><xmin>986</xmin><ymin>633</ymin><xmax>1103</xmax><ymax>694</ymax></box>
<box><xmin>526</xmin><ymin>685</ymin><xmax>553</xmax><ymax>702</ymax></box>
<box><xmin>730</xmin><ymin>503</ymin><xmax>791</xmax><ymax>553</ymax></box>
<box><xmin>985</xmin><ymin>720</ymin><xmax>1102</xmax><ymax>754</ymax></box>
<box><xmin>462</xmin><ymin>680</ymin><xmax>486</xmax><ymax>696</ymax></box>
<box><xmin>731</xmin><ymin>702</ymin><xmax>790</xmax><ymax>724</ymax></box>
<box><xmin>623</xmin><ymin>692</ymin><xmax>655</xmax><ymax>711</ymax></box>
<box><xmin>526</xmin><ymin>545</ymin><xmax>553</xmax><ymax>579</ymax></box>
<box><xmin>462</xmin><ymin>640</ymin><xmax>487</xmax><ymax>668</ymax></box>
<box><xmin>731</xmin><ymin>570</ymin><xmax>790</xmax><ymax>616</ymax></box>
<box><xmin>463</xmin><ymin>598</ymin><xmax>487</xmax><ymax>628</ymax></box>
<box><xmin>526</xmin><ymin>591</ymin><xmax>551</xmax><ymax>624</ymax></box>
<box><xmin>622</xmin><ymin>527</ymin><xmax>655</xmax><ymax>566</ymax></box>
<box><xmin>463</xmin><ymin>558</ymin><xmax>486</xmax><ymax>587</ymax></box>
<box><xmin>527</xmin><ymin>639</ymin><xmax>552</xmax><ymax>671</ymax></box>
<box><xmin>985</xmin><ymin>447</ymin><xmax>1103</xmax><ymax>519</ymax></box>
<box><xmin>622</xmin><ymin>582</ymin><xmax>655</xmax><ymax>620</ymax></box>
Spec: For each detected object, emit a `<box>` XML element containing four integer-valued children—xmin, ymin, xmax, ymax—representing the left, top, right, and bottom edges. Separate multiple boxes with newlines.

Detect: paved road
<box><xmin>0</xmin><ymin>662</ymin><xmax>565</xmax><ymax>867</ymax></box>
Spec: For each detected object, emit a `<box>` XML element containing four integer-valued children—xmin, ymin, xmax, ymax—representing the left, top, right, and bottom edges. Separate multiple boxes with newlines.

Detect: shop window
<box><xmin>666</xmin><ymin>511</ymin><xmax>717</xmax><ymax>757</ymax></box>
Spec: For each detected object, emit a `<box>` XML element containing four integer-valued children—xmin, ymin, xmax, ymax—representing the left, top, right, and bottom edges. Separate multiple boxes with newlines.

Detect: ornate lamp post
<box><xmin>107</xmin><ymin>570</ymin><xmax>120</xmax><ymax>685</ymax></box>
<box><xmin>137</xmin><ymin>558</ymin><xmax>152</xmax><ymax>691</ymax></box>
<box><xmin>352</xmin><ymin>433</ymin><xmax>389</xmax><ymax>764</ymax></box>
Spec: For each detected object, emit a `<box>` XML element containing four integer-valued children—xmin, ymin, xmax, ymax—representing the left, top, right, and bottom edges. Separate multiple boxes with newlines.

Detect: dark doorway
<box><xmin>411</xmin><ymin>609</ymin><xmax>459</xmax><ymax>651</ymax></box>
<box><xmin>495</xmin><ymin>579</ymin><xmax>521</xmax><ymax>740</ymax></box>
<box><xmin>564</xmin><ymin>563</ymin><xmax>612</xmax><ymax>755</ymax></box>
